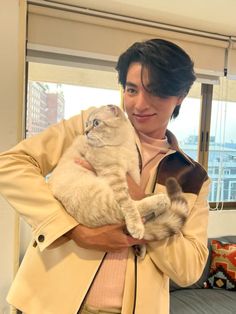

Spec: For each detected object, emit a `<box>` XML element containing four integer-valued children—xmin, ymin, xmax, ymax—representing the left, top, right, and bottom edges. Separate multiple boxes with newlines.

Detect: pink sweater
<box><xmin>86</xmin><ymin>134</ymin><xmax>170</xmax><ymax>310</ymax></box>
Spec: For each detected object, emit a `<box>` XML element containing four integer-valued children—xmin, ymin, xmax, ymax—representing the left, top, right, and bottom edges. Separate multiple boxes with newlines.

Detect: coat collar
<box><xmin>165</xmin><ymin>129</ymin><xmax>195</xmax><ymax>166</ymax></box>
<box><xmin>135</xmin><ymin>129</ymin><xmax>195</xmax><ymax>167</ymax></box>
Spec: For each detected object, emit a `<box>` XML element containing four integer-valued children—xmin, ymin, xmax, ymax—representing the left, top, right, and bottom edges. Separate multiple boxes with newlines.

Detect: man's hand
<box><xmin>74</xmin><ymin>158</ymin><xmax>95</xmax><ymax>172</ymax></box>
<box><xmin>65</xmin><ymin>224</ymin><xmax>147</xmax><ymax>252</ymax></box>
<box><xmin>72</xmin><ymin>158</ymin><xmax>148</xmax><ymax>251</ymax></box>
<box><xmin>127</xmin><ymin>174</ymin><xmax>146</xmax><ymax>200</ymax></box>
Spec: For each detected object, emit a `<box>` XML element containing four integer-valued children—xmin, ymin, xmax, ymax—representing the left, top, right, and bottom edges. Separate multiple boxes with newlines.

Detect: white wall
<box><xmin>208</xmin><ymin>210</ymin><xmax>236</xmax><ymax>237</ymax></box>
<box><xmin>0</xmin><ymin>1</ymin><xmax>23</xmax><ymax>313</ymax></box>
<box><xmin>0</xmin><ymin>4</ymin><xmax>20</xmax><ymax>148</ymax></box>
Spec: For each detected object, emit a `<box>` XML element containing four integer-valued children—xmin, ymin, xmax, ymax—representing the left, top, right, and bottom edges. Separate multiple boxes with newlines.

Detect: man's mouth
<box><xmin>133</xmin><ymin>113</ymin><xmax>156</xmax><ymax>121</ymax></box>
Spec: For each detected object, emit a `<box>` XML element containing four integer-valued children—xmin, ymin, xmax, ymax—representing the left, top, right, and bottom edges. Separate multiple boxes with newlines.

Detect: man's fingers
<box><xmin>74</xmin><ymin>158</ymin><xmax>95</xmax><ymax>172</ymax></box>
<box><xmin>126</xmin><ymin>235</ymin><xmax>147</xmax><ymax>246</ymax></box>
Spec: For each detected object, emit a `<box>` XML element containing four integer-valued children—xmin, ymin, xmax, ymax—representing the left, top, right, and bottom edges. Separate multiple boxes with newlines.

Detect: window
<box><xmin>168</xmin><ymin>81</ymin><xmax>201</xmax><ymax>161</ymax></box>
<box><xmin>209</xmin><ymin>180</ymin><xmax>224</xmax><ymax>203</ymax></box>
<box><xmin>26</xmin><ymin>62</ymin><xmax>236</xmax><ymax>209</ymax></box>
<box><xmin>26</xmin><ymin>63</ymin><xmax>120</xmax><ymax>138</ymax></box>
<box><xmin>229</xmin><ymin>181</ymin><xmax>236</xmax><ymax>201</ymax></box>
<box><xmin>208</xmin><ymin>78</ymin><xmax>236</xmax><ymax>206</ymax></box>
<box><xmin>166</xmin><ymin>77</ymin><xmax>236</xmax><ymax>207</ymax></box>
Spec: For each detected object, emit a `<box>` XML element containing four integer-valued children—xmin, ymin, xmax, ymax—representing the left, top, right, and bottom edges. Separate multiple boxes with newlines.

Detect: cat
<box><xmin>48</xmin><ymin>104</ymin><xmax>189</xmax><ymax>257</ymax></box>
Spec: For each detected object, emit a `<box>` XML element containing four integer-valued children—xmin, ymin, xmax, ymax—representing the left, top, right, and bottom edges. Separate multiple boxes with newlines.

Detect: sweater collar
<box><xmin>135</xmin><ymin>129</ymin><xmax>195</xmax><ymax>166</ymax></box>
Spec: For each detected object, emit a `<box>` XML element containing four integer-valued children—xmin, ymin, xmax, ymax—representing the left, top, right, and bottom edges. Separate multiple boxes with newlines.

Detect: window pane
<box><xmin>209</xmin><ymin>78</ymin><xmax>236</xmax><ymax>203</ymax></box>
<box><xmin>168</xmin><ymin>81</ymin><xmax>201</xmax><ymax>161</ymax></box>
<box><xmin>26</xmin><ymin>63</ymin><xmax>120</xmax><ymax>137</ymax></box>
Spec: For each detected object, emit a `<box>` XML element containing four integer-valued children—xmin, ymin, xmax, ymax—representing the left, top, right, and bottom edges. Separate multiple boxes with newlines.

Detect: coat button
<box><xmin>38</xmin><ymin>235</ymin><xmax>45</xmax><ymax>242</ymax></box>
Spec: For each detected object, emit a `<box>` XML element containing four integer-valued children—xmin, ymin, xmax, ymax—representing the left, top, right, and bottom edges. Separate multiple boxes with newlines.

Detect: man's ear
<box><xmin>176</xmin><ymin>95</ymin><xmax>185</xmax><ymax>106</ymax></box>
<box><xmin>176</xmin><ymin>96</ymin><xmax>186</xmax><ymax>106</ymax></box>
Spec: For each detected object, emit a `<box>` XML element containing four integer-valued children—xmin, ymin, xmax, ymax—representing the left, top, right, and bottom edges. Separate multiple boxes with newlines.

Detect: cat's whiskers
<box><xmin>89</xmin><ymin>132</ymin><xmax>120</xmax><ymax>147</ymax></box>
<box><xmin>87</xmin><ymin>132</ymin><xmax>107</xmax><ymax>146</ymax></box>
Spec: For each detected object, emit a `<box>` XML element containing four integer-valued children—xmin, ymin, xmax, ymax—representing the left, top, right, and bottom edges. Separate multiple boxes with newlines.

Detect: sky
<box><xmin>62</xmin><ymin>85</ymin><xmax>121</xmax><ymax>118</ymax></box>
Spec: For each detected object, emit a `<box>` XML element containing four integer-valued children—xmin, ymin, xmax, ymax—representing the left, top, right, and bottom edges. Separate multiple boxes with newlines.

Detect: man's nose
<box><xmin>135</xmin><ymin>92</ymin><xmax>149</xmax><ymax>110</ymax></box>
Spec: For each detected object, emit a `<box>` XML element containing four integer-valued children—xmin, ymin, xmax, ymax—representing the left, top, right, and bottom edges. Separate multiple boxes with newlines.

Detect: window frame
<box><xmin>199</xmin><ymin>82</ymin><xmax>236</xmax><ymax>209</ymax></box>
<box><xmin>25</xmin><ymin>56</ymin><xmax>236</xmax><ymax>210</ymax></box>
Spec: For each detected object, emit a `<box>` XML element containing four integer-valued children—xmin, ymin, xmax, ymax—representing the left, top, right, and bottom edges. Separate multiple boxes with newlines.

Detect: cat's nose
<box><xmin>85</xmin><ymin>125</ymin><xmax>93</xmax><ymax>135</ymax></box>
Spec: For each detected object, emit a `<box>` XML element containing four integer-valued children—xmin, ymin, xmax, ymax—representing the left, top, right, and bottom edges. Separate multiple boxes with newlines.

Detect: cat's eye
<box><xmin>93</xmin><ymin>119</ymin><xmax>100</xmax><ymax>127</ymax></box>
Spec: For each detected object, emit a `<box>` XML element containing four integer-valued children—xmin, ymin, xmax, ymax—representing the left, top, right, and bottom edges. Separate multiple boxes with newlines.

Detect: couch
<box><xmin>170</xmin><ymin>236</ymin><xmax>236</xmax><ymax>314</ymax></box>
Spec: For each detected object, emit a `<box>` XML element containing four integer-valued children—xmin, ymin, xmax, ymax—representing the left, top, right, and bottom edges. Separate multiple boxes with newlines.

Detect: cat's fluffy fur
<box><xmin>48</xmin><ymin>105</ymin><xmax>188</xmax><ymax>257</ymax></box>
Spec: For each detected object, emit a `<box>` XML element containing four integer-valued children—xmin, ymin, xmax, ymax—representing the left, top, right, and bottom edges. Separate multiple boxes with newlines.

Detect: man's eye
<box><xmin>93</xmin><ymin>119</ymin><xmax>100</xmax><ymax>127</ymax></box>
<box><xmin>126</xmin><ymin>87</ymin><xmax>137</xmax><ymax>95</ymax></box>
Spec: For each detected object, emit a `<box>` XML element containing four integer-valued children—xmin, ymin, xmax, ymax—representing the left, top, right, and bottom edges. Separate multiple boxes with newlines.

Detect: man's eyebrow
<box><xmin>126</xmin><ymin>81</ymin><xmax>152</xmax><ymax>90</ymax></box>
<box><xmin>125</xmin><ymin>82</ymin><xmax>137</xmax><ymax>87</ymax></box>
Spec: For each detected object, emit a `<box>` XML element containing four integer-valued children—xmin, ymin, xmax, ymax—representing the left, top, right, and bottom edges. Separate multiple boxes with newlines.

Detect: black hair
<box><xmin>116</xmin><ymin>38</ymin><xmax>196</xmax><ymax>118</ymax></box>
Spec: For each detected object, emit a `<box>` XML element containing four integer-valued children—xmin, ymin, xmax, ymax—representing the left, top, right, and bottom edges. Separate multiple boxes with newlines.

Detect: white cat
<box><xmin>48</xmin><ymin>105</ymin><xmax>188</xmax><ymax>257</ymax></box>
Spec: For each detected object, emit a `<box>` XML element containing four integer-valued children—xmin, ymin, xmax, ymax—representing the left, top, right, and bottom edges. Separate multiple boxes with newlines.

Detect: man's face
<box><xmin>123</xmin><ymin>62</ymin><xmax>183</xmax><ymax>139</ymax></box>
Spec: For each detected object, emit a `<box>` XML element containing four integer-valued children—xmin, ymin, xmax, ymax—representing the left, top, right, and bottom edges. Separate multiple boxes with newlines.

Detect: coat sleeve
<box><xmin>0</xmin><ymin>113</ymin><xmax>87</xmax><ymax>252</ymax></box>
<box><xmin>148</xmin><ymin>178</ymin><xmax>210</xmax><ymax>286</ymax></box>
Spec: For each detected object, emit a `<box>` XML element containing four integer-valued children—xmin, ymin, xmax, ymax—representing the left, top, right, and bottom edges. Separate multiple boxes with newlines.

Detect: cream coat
<box><xmin>0</xmin><ymin>108</ymin><xmax>210</xmax><ymax>314</ymax></box>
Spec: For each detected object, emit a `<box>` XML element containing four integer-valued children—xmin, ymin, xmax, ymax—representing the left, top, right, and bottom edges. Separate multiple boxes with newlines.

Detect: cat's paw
<box><xmin>136</xmin><ymin>194</ymin><xmax>171</xmax><ymax>217</ymax></box>
<box><xmin>128</xmin><ymin>223</ymin><xmax>145</xmax><ymax>239</ymax></box>
<box><xmin>154</xmin><ymin>194</ymin><xmax>171</xmax><ymax>210</ymax></box>
<box><xmin>148</xmin><ymin>193</ymin><xmax>171</xmax><ymax>214</ymax></box>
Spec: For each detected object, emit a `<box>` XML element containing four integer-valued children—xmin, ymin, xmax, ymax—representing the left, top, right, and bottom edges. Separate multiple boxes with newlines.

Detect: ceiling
<box><xmin>47</xmin><ymin>0</ymin><xmax>236</xmax><ymax>37</ymax></box>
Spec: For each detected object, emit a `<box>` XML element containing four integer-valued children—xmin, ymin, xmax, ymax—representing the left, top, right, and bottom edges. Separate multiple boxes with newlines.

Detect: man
<box><xmin>0</xmin><ymin>38</ymin><xmax>210</xmax><ymax>314</ymax></box>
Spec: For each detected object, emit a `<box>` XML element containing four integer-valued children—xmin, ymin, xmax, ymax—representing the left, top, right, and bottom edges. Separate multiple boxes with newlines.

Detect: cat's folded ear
<box><xmin>107</xmin><ymin>104</ymin><xmax>119</xmax><ymax>116</ymax></box>
<box><xmin>107</xmin><ymin>104</ymin><xmax>125</xmax><ymax>118</ymax></box>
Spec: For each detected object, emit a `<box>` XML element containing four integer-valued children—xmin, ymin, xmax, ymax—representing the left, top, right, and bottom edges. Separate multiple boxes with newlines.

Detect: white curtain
<box><xmin>27</xmin><ymin>3</ymin><xmax>233</xmax><ymax>77</ymax></box>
